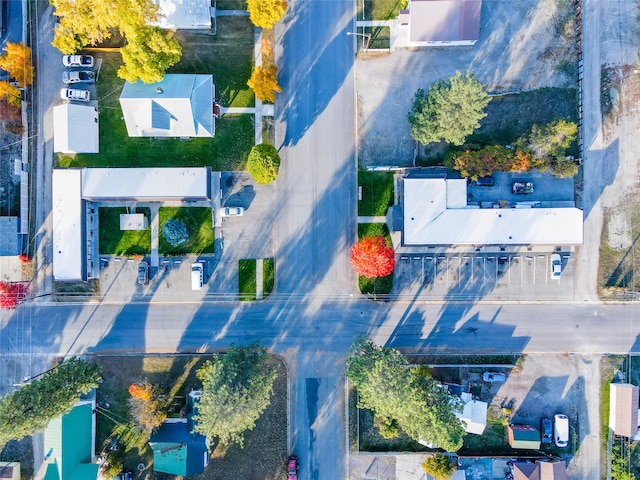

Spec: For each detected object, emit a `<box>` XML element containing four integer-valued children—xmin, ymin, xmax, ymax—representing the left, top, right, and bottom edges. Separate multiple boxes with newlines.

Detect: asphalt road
<box><xmin>0</xmin><ymin>0</ymin><xmax>22</xmax><ymax>48</ymax></box>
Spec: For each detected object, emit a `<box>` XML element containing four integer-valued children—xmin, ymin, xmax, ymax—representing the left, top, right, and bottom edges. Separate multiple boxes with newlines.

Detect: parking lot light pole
<box><xmin>346</xmin><ymin>31</ymin><xmax>371</xmax><ymax>51</ymax></box>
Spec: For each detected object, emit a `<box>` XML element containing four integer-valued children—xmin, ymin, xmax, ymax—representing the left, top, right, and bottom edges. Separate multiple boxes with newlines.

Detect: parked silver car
<box><xmin>60</xmin><ymin>88</ymin><xmax>90</xmax><ymax>102</ymax></box>
<box><xmin>221</xmin><ymin>206</ymin><xmax>244</xmax><ymax>217</ymax></box>
<box><xmin>62</xmin><ymin>54</ymin><xmax>94</xmax><ymax>68</ymax></box>
<box><xmin>550</xmin><ymin>253</ymin><xmax>562</xmax><ymax>279</ymax></box>
<box><xmin>62</xmin><ymin>70</ymin><xmax>95</xmax><ymax>84</ymax></box>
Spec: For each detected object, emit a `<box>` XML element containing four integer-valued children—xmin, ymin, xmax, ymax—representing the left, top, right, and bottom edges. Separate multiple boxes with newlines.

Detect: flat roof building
<box><xmin>52</xmin><ymin>170</ymin><xmax>84</xmax><ymax>281</ymax></box>
<box><xmin>53</xmin><ymin>104</ymin><xmax>99</xmax><ymax>154</ymax></box>
<box><xmin>402</xmin><ymin>177</ymin><xmax>583</xmax><ymax>246</ymax></box>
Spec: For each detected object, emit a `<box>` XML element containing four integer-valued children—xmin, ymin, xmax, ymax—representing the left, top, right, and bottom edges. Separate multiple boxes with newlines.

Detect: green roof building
<box><xmin>43</xmin><ymin>399</ymin><xmax>98</xmax><ymax>480</ymax></box>
<box><xmin>149</xmin><ymin>391</ymin><xmax>209</xmax><ymax>477</ymax></box>
<box><xmin>508</xmin><ymin>424</ymin><xmax>541</xmax><ymax>450</ymax></box>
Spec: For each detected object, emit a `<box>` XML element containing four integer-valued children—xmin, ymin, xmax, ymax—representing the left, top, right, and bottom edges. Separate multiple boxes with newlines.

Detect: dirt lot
<box><xmin>93</xmin><ymin>354</ymin><xmax>287</xmax><ymax>480</ymax></box>
<box><xmin>356</xmin><ymin>0</ymin><xmax>580</xmax><ymax>165</ymax></box>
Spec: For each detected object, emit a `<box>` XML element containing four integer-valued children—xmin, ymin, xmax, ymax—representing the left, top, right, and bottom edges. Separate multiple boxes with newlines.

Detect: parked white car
<box><xmin>62</xmin><ymin>70</ymin><xmax>95</xmax><ymax>84</ymax></box>
<box><xmin>60</xmin><ymin>88</ymin><xmax>90</xmax><ymax>102</ymax></box>
<box><xmin>554</xmin><ymin>414</ymin><xmax>569</xmax><ymax>448</ymax></box>
<box><xmin>550</xmin><ymin>253</ymin><xmax>562</xmax><ymax>279</ymax></box>
<box><xmin>62</xmin><ymin>54</ymin><xmax>94</xmax><ymax>68</ymax></box>
<box><xmin>221</xmin><ymin>206</ymin><xmax>244</xmax><ymax>217</ymax></box>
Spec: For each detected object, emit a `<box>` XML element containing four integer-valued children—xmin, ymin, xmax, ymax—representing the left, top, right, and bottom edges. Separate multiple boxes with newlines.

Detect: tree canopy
<box><xmin>408</xmin><ymin>71</ymin><xmax>491</xmax><ymax>146</ymax></box>
<box><xmin>423</xmin><ymin>454</ymin><xmax>456</xmax><ymax>480</ymax></box>
<box><xmin>193</xmin><ymin>344</ymin><xmax>277</xmax><ymax>447</ymax></box>
<box><xmin>0</xmin><ymin>42</ymin><xmax>34</xmax><ymax>87</ymax></box>
<box><xmin>118</xmin><ymin>27</ymin><xmax>182</xmax><ymax>84</ymax></box>
<box><xmin>0</xmin><ymin>357</ymin><xmax>101</xmax><ymax>446</ymax></box>
<box><xmin>247</xmin><ymin>0</ymin><xmax>288</xmax><ymax>28</ymax></box>
<box><xmin>522</xmin><ymin>119</ymin><xmax>578</xmax><ymax>161</ymax></box>
<box><xmin>346</xmin><ymin>338</ymin><xmax>465</xmax><ymax>452</ymax></box>
<box><xmin>247</xmin><ymin>143</ymin><xmax>281</xmax><ymax>185</ymax></box>
<box><xmin>247</xmin><ymin>65</ymin><xmax>282</xmax><ymax>103</ymax></box>
<box><xmin>350</xmin><ymin>236</ymin><xmax>395</xmax><ymax>278</ymax></box>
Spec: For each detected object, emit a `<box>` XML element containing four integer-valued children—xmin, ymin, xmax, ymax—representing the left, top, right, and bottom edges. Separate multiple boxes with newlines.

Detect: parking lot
<box><xmin>393</xmin><ymin>251</ymin><xmax>575</xmax><ymax>300</ymax></box>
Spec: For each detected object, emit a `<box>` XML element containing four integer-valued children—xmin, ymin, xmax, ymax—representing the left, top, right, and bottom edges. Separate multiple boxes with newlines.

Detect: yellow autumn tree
<box><xmin>247</xmin><ymin>0</ymin><xmax>288</xmax><ymax>28</ymax></box>
<box><xmin>0</xmin><ymin>42</ymin><xmax>34</xmax><ymax>87</ymax></box>
<box><xmin>247</xmin><ymin>65</ymin><xmax>282</xmax><ymax>103</ymax></box>
<box><xmin>0</xmin><ymin>81</ymin><xmax>22</xmax><ymax>107</ymax></box>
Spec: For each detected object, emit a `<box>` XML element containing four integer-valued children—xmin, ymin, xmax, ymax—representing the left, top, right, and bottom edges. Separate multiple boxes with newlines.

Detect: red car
<box><xmin>287</xmin><ymin>455</ymin><xmax>298</xmax><ymax>480</ymax></box>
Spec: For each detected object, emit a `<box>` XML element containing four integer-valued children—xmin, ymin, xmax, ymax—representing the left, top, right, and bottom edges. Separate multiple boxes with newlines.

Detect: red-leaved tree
<box><xmin>0</xmin><ymin>282</ymin><xmax>28</xmax><ymax>309</ymax></box>
<box><xmin>350</xmin><ymin>236</ymin><xmax>395</xmax><ymax>278</ymax></box>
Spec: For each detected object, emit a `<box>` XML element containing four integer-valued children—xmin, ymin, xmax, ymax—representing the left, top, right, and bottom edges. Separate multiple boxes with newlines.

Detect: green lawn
<box><xmin>364</xmin><ymin>26</ymin><xmax>390</xmax><ymax>49</ymax></box>
<box><xmin>357</xmin><ymin>223</ymin><xmax>394</xmax><ymax>296</ymax></box>
<box><xmin>98</xmin><ymin>207</ymin><xmax>151</xmax><ymax>255</ymax></box>
<box><xmin>216</xmin><ymin>0</ymin><xmax>248</xmax><ymax>10</ymax></box>
<box><xmin>358</xmin><ymin>0</ymin><xmax>406</xmax><ymax>20</ymax></box>
<box><xmin>263</xmin><ymin>258</ymin><xmax>275</xmax><ymax>297</ymax></box>
<box><xmin>238</xmin><ymin>259</ymin><xmax>257</xmax><ymax>301</ymax></box>
<box><xmin>358</xmin><ymin>170</ymin><xmax>395</xmax><ymax>216</ymax></box>
<box><xmin>158</xmin><ymin>207</ymin><xmax>214</xmax><ymax>255</ymax></box>
<box><xmin>68</xmin><ymin>18</ymin><xmax>255</xmax><ymax>170</ymax></box>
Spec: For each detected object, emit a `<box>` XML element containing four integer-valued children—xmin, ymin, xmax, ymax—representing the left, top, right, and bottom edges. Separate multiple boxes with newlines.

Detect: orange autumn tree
<box><xmin>350</xmin><ymin>236</ymin><xmax>395</xmax><ymax>278</ymax></box>
<box><xmin>128</xmin><ymin>381</ymin><xmax>166</xmax><ymax>430</ymax></box>
<box><xmin>247</xmin><ymin>65</ymin><xmax>281</xmax><ymax>103</ymax></box>
<box><xmin>0</xmin><ymin>42</ymin><xmax>34</xmax><ymax>87</ymax></box>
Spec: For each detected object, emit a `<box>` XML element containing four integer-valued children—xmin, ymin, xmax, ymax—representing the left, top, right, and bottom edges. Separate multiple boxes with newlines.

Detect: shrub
<box><xmin>162</xmin><ymin>219</ymin><xmax>189</xmax><ymax>246</ymax></box>
<box><xmin>128</xmin><ymin>380</ymin><xmax>167</xmax><ymax>431</ymax></box>
<box><xmin>247</xmin><ymin>143</ymin><xmax>281</xmax><ymax>185</ymax></box>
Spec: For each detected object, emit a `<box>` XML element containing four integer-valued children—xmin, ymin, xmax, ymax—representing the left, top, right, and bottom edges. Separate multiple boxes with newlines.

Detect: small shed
<box><xmin>609</xmin><ymin>383</ymin><xmax>639</xmax><ymax>438</ymax></box>
<box><xmin>0</xmin><ymin>462</ymin><xmax>20</xmax><ymax>480</ymax></box>
<box><xmin>508</xmin><ymin>424</ymin><xmax>540</xmax><ymax>450</ymax></box>
<box><xmin>120</xmin><ymin>213</ymin><xmax>148</xmax><ymax>230</ymax></box>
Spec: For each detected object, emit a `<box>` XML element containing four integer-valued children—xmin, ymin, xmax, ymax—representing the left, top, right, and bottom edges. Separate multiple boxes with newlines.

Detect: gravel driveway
<box><xmin>356</xmin><ymin>0</ymin><xmax>577</xmax><ymax>165</ymax></box>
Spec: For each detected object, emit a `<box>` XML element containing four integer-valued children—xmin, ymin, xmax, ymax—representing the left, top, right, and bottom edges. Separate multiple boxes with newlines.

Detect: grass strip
<box><xmin>239</xmin><ymin>258</ymin><xmax>257</xmax><ymax>301</ymax></box>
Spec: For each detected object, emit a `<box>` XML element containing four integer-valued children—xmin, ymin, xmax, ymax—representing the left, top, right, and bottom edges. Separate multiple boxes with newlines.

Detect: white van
<box><xmin>554</xmin><ymin>414</ymin><xmax>569</xmax><ymax>448</ymax></box>
<box><xmin>191</xmin><ymin>263</ymin><xmax>204</xmax><ymax>290</ymax></box>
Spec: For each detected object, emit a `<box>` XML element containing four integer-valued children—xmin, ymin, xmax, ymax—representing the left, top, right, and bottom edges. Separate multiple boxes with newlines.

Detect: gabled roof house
<box><xmin>398</xmin><ymin>0</ymin><xmax>482</xmax><ymax>46</ymax></box>
<box><xmin>508</xmin><ymin>424</ymin><xmax>540</xmax><ymax>450</ymax></box>
<box><xmin>43</xmin><ymin>398</ymin><xmax>98</xmax><ymax>480</ymax></box>
<box><xmin>120</xmin><ymin>74</ymin><xmax>214</xmax><ymax>138</ymax></box>
<box><xmin>455</xmin><ymin>392</ymin><xmax>487</xmax><ymax>435</ymax></box>
<box><xmin>149</xmin><ymin>391</ymin><xmax>209</xmax><ymax>477</ymax></box>
<box><xmin>53</xmin><ymin>104</ymin><xmax>99</xmax><ymax>153</ymax></box>
<box><xmin>512</xmin><ymin>459</ymin><xmax>568</xmax><ymax>480</ymax></box>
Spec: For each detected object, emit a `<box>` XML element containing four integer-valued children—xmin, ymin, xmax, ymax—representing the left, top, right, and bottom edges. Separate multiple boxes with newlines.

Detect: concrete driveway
<box><xmin>356</xmin><ymin>0</ymin><xmax>577</xmax><ymax>165</ymax></box>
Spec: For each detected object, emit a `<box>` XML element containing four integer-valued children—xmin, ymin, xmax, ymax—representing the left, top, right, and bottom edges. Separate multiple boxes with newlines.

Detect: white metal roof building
<box><xmin>119</xmin><ymin>75</ymin><xmax>214</xmax><ymax>138</ymax></box>
<box><xmin>52</xmin><ymin>170</ymin><xmax>84</xmax><ymax>280</ymax></box>
<box><xmin>403</xmin><ymin>177</ymin><xmax>583</xmax><ymax>246</ymax></box>
<box><xmin>152</xmin><ymin>0</ymin><xmax>212</xmax><ymax>30</ymax></box>
<box><xmin>53</xmin><ymin>104</ymin><xmax>99</xmax><ymax>154</ymax></box>
<box><xmin>81</xmin><ymin>168</ymin><xmax>210</xmax><ymax>201</ymax></box>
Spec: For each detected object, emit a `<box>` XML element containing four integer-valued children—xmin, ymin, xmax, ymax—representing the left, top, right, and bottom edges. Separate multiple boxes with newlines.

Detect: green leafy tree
<box><xmin>423</xmin><ymin>453</ymin><xmax>456</xmax><ymax>480</ymax></box>
<box><xmin>0</xmin><ymin>358</ymin><xmax>101</xmax><ymax>446</ymax></box>
<box><xmin>346</xmin><ymin>338</ymin><xmax>465</xmax><ymax>451</ymax></box>
<box><xmin>118</xmin><ymin>27</ymin><xmax>182</xmax><ymax>84</ymax></box>
<box><xmin>247</xmin><ymin>143</ymin><xmax>281</xmax><ymax>185</ymax></box>
<box><xmin>193</xmin><ymin>344</ymin><xmax>277</xmax><ymax>447</ymax></box>
<box><xmin>247</xmin><ymin>0</ymin><xmax>288</xmax><ymax>28</ymax></box>
<box><xmin>611</xmin><ymin>443</ymin><xmax>636</xmax><ymax>480</ymax></box>
<box><xmin>408</xmin><ymin>71</ymin><xmax>491</xmax><ymax>146</ymax></box>
<box><xmin>524</xmin><ymin>119</ymin><xmax>577</xmax><ymax>161</ymax></box>
<box><xmin>247</xmin><ymin>65</ymin><xmax>282</xmax><ymax>103</ymax></box>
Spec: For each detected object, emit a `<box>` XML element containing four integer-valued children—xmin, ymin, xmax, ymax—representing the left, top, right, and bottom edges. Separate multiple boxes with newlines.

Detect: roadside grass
<box><xmin>600</xmin><ymin>356</ymin><xmax>624</xmax><ymax>476</ymax></box>
<box><xmin>158</xmin><ymin>207</ymin><xmax>214</xmax><ymax>255</ymax></box>
<box><xmin>420</xmin><ymin>88</ymin><xmax>579</xmax><ymax>166</ymax></box>
<box><xmin>238</xmin><ymin>259</ymin><xmax>257</xmax><ymax>301</ymax></box>
<box><xmin>70</xmin><ymin>17</ymin><xmax>255</xmax><ymax>170</ymax></box>
<box><xmin>358</xmin><ymin>0</ymin><xmax>406</xmax><ymax>20</ymax></box>
<box><xmin>358</xmin><ymin>170</ymin><xmax>394</xmax><ymax>216</ymax></box>
<box><xmin>363</xmin><ymin>26</ymin><xmax>390</xmax><ymax>49</ymax></box>
<box><xmin>348</xmin><ymin>386</ymin><xmax>359</xmax><ymax>451</ymax></box>
<box><xmin>598</xmin><ymin>198</ymin><xmax>640</xmax><ymax>297</ymax></box>
<box><xmin>357</xmin><ymin>223</ymin><xmax>394</xmax><ymax>295</ymax></box>
<box><xmin>403</xmin><ymin>354</ymin><xmax>521</xmax><ymax>366</ymax></box>
<box><xmin>98</xmin><ymin>207</ymin><xmax>151</xmax><ymax>255</ymax></box>
<box><xmin>93</xmin><ymin>355</ymin><xmax>287</xmax><ymax>479</ymax></box>
<box><xmin>263</xmin><ymin>258</ymin><xmax>275</xmax><ymax>297</ymax></box>
<box><xmin>53</xmin><ymin>279</ymin><xmax>100</xmax><ymax>302</ymax></box>
<box><xmin>216</xmin><ymin>0</ymin><xmax>247</xmax><ymax>10</ymax></box>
